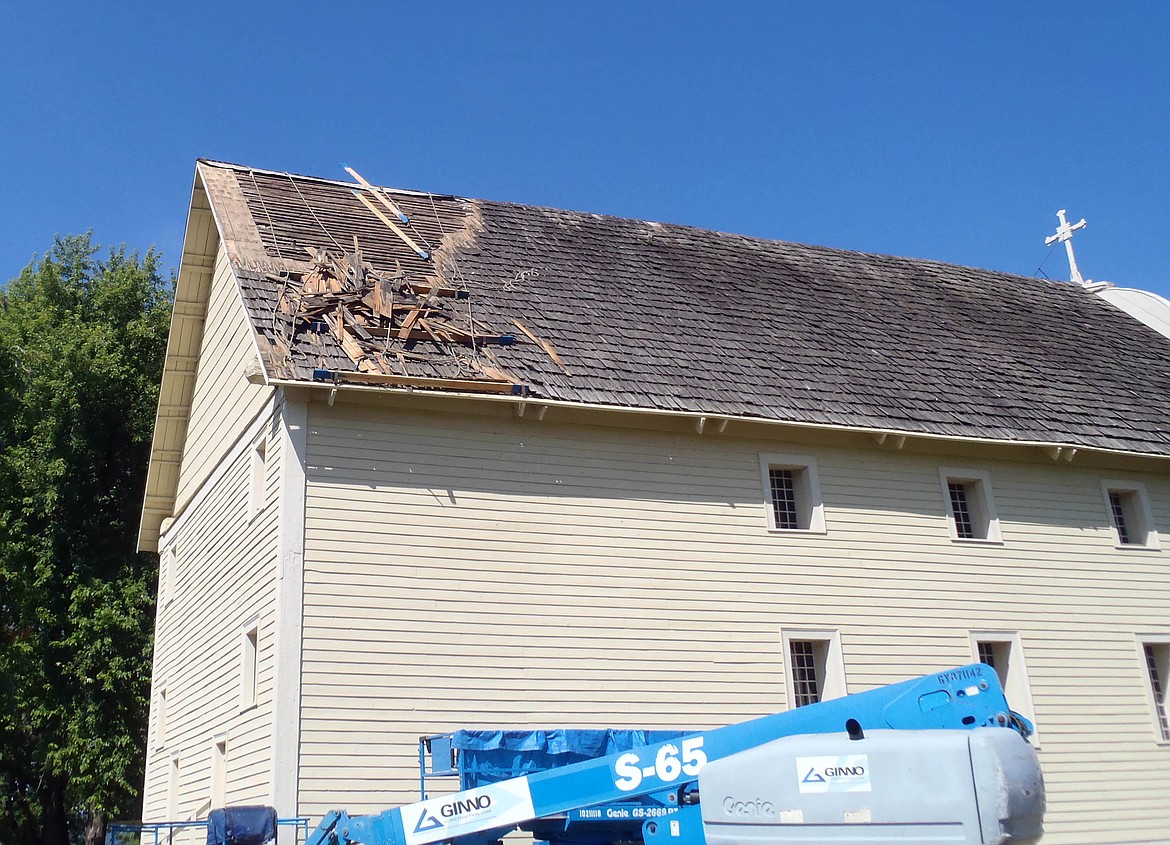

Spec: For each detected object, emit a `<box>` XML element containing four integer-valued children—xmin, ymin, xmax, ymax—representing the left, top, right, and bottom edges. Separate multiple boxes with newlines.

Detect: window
<box><xmin>162</xmin><ymin>544</ymin><xmax>176</xmax><ymax>605</ymax></box>
<box><xmin>1101</xmin><ymin>481</ymin><xmax>1159</xmax><ymax>549</ymax></box>
<box><xmin>210</xmin><ymin>736</ymin><xmax>227</xmax><ymax>808</ymax></box>
<box><xmin>781</xmin><ymin>629</ymin><xmax>846</xmax><ymax>709</ymax></box>
<box><xmin>940</xmin><ymin>468</ymin><xmax>1001</xmax><ymax>542</ymax></box>
<box><xmin>759</xmin><ymin>454</ymin><xmax>826</xmax><ymax>533</ymax></box>
<box><xmin>155</xmin><ymin>684</ymin><xmax>168</xmax><ymax>750</ymax></box>
<box><xmin>789</xmin><ymin>640</ymin><xmax>822</xmax><ymax>706</ymax></box>
<box><xmin>970</xmin><ymin>632</ymin><xmax>1039</xmax><ymax>744</ymax></box>
<box><xmin>977</xmin><ymin>641</ymin><xmax>1001</xmax><ymax>669</ymax></box>
<box><xmin>240</xmin><ymin>621</ymin><xmax>259</xmax><ymax>710</ymax></box>
<box><xmin>168</xmin><ymin>754</ymin><xmax>180</xmax><ymax>821</ymax></box>
<box><xmin>248</xmin><ymin>437</ymin><xmax>267</xmax><ymax>519</ymax></box>
<box><xmin>1138</xmin><ymin>637</ymin><xmax>1170</xmax><ymax>743</ymax></box>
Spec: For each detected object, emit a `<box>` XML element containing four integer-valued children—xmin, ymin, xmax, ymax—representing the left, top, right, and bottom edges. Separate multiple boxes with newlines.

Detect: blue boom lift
<box><xmin>306</xmin><ymin>664</ymin><xmax>1044</xmax><ymax>845</ymax></box>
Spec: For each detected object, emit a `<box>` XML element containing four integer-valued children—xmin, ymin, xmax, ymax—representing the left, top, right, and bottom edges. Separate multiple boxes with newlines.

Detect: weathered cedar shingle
<box><xmin>203</xmin><ymin>160</ymin><xmax>1170</xmax><ymax>457</ymax></box>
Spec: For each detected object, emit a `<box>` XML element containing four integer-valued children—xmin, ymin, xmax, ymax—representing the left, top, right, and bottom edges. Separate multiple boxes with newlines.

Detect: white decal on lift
<box><xmin>402</xmin><ymin>778</ymin><xmax>536</xmax><ymax>845</ymax></box>
<box><xmin>796</xmin><ymin>755</ymin><xmax>871</xmax><ymax>794</ymax></box>
<box><xmin>614</xmin><ymin>736</ymin><xmax>707</xmax><ymax>792</ymax></box>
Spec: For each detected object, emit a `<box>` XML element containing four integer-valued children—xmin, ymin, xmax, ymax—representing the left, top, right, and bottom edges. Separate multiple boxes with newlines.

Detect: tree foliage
<box><xmin>0</xmin><ymin>235</ymin><xmax>172</xmax><ymax>845</ymax></box>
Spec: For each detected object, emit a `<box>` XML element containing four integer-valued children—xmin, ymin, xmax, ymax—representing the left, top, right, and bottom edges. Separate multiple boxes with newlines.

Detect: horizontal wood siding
<box><xmin>300</xmin><ymin>404</ymin><xmax>1170</xmax><ymax>844</ymax></box>
<box><xmin>175</xmin><ymin>244</ymin><xmax>271</xmax><ymax>509</ymax></box>
<box><xmin>141</xmin><ymin>411</ymin><xmax>282</xmax><ymax>823</ymax></box>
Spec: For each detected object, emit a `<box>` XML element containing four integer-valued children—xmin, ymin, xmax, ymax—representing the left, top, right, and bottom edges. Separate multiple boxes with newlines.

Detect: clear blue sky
<box><xmin>2</xmin><ymin>1</ymin><xmax>1168</xmax><ymax>296</ymax></box>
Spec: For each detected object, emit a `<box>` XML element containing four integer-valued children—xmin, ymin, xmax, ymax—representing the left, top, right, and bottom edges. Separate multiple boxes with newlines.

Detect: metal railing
<box><xmin>106</xmin><ymin>817</ymin><xmax>309</xmax><ymax>845</ymax></box>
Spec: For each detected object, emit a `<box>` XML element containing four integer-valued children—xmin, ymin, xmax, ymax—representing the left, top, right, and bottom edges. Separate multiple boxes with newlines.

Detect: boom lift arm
<box><xmin>307</xmin><ymin>664</ymin><xmax>1042</xmax><ymax>845</ymax></box>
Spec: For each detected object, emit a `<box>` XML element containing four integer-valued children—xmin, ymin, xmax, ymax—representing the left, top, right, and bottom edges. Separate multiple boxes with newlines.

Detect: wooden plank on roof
<box><xmin>340</xmin><ymin>306</ymin><xmax>373</xmax><ymax>341</ymax></box>
<box><xmin>397</xmin><ymin>304</ymin><xmax>425</xmax><ymax>339</ymax></box>
<box><xmin>330</xmin><ymin>308</ymin><xmax>367</xmax><ymax>365</ymax></box>
<box><xmin>353</xmin><ymin>191</ymin><xmax>429</xmax><ymax>259</ymax></box>
<box><xmin>312</xmin><ymin>368</ymin><xmax>520</xmax><ymax>394</ymax></box>
<box><xmin>371</xmin><ymin>276</ymin><xmax>395</xmax><ymax>319</ymax></box>
<box><xmin>409</xmin><ymin>279</ymin><xmax>466</xmax><ymax>299</ymax></box>
<box><xmin>512</xmin><ymin>319</ymin><xmax>570</xmax><ymax>374</ymax></box>
<box><xmin>343</xmin><ymin>165</ymin><xmax>411</xmax><ymax>223</ymax></box>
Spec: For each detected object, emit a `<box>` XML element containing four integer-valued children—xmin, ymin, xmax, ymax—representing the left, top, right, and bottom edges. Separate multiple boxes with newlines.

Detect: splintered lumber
<box><xmin>339</xmin><ymin>306</ymin><xmax>372</xmax><ymax>341</ymax></box>
<box><xmin>409</xmin><ymin>279</ymin><xmax>468</xmax><ymax>299</ymax></box>
<box><xmin>312</xmin><ymin>368</ymin><xmax>523</xmax><ymax>394</ymax></box>
<box><xmin>370</xmin><ymin>275</ymin><xmax>395</xmax><ymax>318</ymax></box>
<box><xmin>362</xmin><ymin>325</ymin><xmax>514</xmax><ymax>344</ymax></box>
<box><xmin>329</xmin><ymin>309</ymin><xmax>367</xmax><ymax>365</ymax></box>
<box><xmin>396</xmin><ymin>304</ymin><xmax>425</xmax><ymax>340</ymax></box>
<box><xmin>512</xmin><ymin>319</ymin><xmax>569</xmax><ymax>373</ymax></box>
<box><xmin>277</xmin><ymin>243</ymin><xmax>527</xmax><ymax>393</ymax></box>
<box><xmin>474</xmin><ymin>361</ymin><xmax>514</xmax><ymax>382</ymax></box>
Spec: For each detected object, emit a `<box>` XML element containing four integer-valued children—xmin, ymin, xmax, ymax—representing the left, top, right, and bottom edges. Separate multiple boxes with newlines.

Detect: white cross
<box><xmin>1044</xmin><ymin>209</ymin><xmax>1088</xmax><ymax>285</ymax></box>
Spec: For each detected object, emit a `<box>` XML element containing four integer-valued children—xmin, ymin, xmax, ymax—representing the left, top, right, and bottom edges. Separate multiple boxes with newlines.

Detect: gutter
<box><xmin>265</xmin><ymin>377</ymin><xmax>1170</xmax><ymax>469</ymax></box>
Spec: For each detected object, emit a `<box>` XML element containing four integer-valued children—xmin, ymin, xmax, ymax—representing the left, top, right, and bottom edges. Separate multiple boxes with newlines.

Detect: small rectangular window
<box><xmin>970</xmin><ymin>632</ymin><xmax>1039</xmax><ymax>744</ymax></box>
<box><xmin>760</xmin><ymin>454</ymin><xmax>826</xmax><ymax>533</ymax></box>
<box><xmin>248</xmin><ymin>438</ymin><xmax>267</xmax><ymax>519</ymax></box>
<box><xmin>1138</xmin><ymin>638</ymin><xmax>1170</xmax><ymax>742</ymax></box>
<box><xmin>789</xmin><ymin>640</ymin><xmax>823</xmax><ymax>706</ymax></box>
<box><xmin>210</xmin><ymin>736</ymin><xmax>227</xmax><ymax>808</ymax></box>
<box><xmin>240</xmin><ymin>622</ymin><xmax>259</xmax><ymax>710</ymax></box>
<box><xmin>976</xmin><ymin>641</ymin><xmax>1000</xmax><ymax>669</ymax></box>
<box><xmin>769</xmin><ymin>469</ymin><xmax>800</xmax><ymax>529</ymax></box>
<box><xmin>1101</xmin><ymin>481</ymin><xmax>1159</xmax><ymax>549</ymax></box>
<box><xmin>782</xmin><ymin>629</ymin><xmax>846</xmax><ymax>709</ymax></box>
<box><xmin>1109</xmin><ymin>492</ymin><xmax>1132</xmax><ymax>543</ymax></box>
<box><xmin>155</xmin><ymin>685</ymin><xmax>168</xmax><ymax>751</ymax></box>
<box><xmin>949</xmin><ymin>482</ymin><xmax>976</xmax><ymax>539</ymax></box>
<box><xmin>168</xmin><ymin>754</ymin><xmax>180</xmax><ymax>821</ymax></box>
<box><xmin>941</xmin><ymin>469</ymin><xmax>1001</xmax><ymax>543</ymax></box>
<box><xmin>162</xmin><ymin>544</ymin><xmax>176</xmax><ymax>605</ymax></box>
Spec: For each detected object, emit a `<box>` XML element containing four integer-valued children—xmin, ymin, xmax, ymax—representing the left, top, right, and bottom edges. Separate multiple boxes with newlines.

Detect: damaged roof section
<box><xmin>207</xmin><ymin>164</ymin><xmax>529</xmax><ymax>392</ymax></box>
<box><xmin>199</xmin><ymin>159</ymin><xmax>1170</xmax><ymax>457</ymax></box>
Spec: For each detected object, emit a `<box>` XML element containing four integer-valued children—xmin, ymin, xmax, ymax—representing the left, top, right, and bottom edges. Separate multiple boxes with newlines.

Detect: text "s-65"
<box><xmin>614</xmin><ymin>737</ymin><xmax>707</xmax><ymax>792</ymax></box>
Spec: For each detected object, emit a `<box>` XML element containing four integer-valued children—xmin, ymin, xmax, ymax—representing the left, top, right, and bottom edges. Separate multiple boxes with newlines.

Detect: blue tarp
<box><xmin>206</xmin><ymin>806</ymin><xmax>277</xmax><ymax>845</ymax></box>
<box><xmin>451</xmin><ymin>729</ymin><xmax>691</xmax><ymax>788</ymax></box>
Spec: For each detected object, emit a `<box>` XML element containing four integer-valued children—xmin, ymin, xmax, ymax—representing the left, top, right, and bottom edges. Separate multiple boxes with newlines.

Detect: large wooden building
<box><xmin>138</xmin><ymin>160</ymin><xmax>1170</xmax><ymax>844</ymax></box>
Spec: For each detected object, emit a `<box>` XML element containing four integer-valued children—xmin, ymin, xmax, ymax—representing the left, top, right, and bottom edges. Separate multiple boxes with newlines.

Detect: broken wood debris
<box><xmin>512</xmin><ymin>318</ymin><xmax>570</xmax><ymax>374</ymax></box>
<box><xmin>270</xmin><ymin>245</ymin><xmax>523</xmax><ymax>393</ymax></box>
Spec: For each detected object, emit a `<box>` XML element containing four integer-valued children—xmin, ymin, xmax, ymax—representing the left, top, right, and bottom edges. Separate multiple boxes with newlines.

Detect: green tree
<box><xmin>0</xmin><ymin>234</ymin><xmax>171</xmax><ymax>845</ymax></box>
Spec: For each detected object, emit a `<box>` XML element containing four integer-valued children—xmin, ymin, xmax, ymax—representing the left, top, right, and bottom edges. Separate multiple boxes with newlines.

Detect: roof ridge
<box><xmin>197</xmin><ymin>159</ymin><xmax>1078</xmax><ymax>289</ymax></box>
<box><xmin>196</xmin><ymin>158</ymin><xmax>464</xmax><ymax>203</ymax></box>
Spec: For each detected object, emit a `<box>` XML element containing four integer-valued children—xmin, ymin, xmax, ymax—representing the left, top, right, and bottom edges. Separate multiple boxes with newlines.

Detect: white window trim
<box><xmin>939</xmin><ymin>467</ymin><xmax>1002</xmax><ymax>544</ymax></box>
<box><xmin>248</xmin><ymin>435</ymin><xmax>268</xmax><ymax>521</ymax></box>
<box><xmin>1136</xmin><ymin>633</ymin><xmax>1170</xmax><ymax>745</ymax></box>
<box><xmin>1100</xmin><ymin>480</ymin><xmax>1161</xmax><ymax>550</ymax></box>
<box><xmin>968</xmin><ymin>631</ymin><xmax>1040</xmax><ymax>747</ymax></box>
<box><xmin>162</xmin><ymin>544</ymin><xmax>176</xmax><ymax>606</ymax></box>
<box><xmin>239</xmin><ymin>618</ymin><xmax>260</xmax><ymax>712</ymax></box>
<box><xmin>759</xmin><ymin>453</ymin><xmax>827</xmax><ymax>534</ymax></box>
<box><xmin>780</xmin><ymin>628</ymin><xmax>847</xmax><ymax>709</ymax></box>
<box><xmin>168</xmin><ymin>753</ymin><xmax>181</xmax><ymax>821</ymax></box>
<box><xmin>155</xmin><ymin>682</ymin><xmax>168</xmax><ymax>751</ymax></box>
<box><xmin>210</xmin><ymin>733</ymin><xmax>228</xmax><ymax>809</ymax></box>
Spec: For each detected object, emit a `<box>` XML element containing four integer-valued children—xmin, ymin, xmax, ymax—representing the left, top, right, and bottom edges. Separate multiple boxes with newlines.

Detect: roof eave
<box><xmin>137</xmin><ymin>168</ymin><xmax>222</xmax><ymax>553</ymax></box>
<box><xmin>270</xmin><ymin>377</ymin><xmax>1170</xmax><ymax>470</ymax></box>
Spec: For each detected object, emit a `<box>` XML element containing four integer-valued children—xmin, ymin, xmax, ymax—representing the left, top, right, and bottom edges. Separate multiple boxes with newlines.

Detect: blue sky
<box><xmin>2</xmin><ymin>1</ymin><xmax>1167</xmax><ymax>296</ymax></box>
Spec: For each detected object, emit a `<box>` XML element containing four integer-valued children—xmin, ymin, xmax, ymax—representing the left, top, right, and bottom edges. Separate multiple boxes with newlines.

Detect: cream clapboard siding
<box><xmin>299</xmin><ymin>402</ymin><xmax>1169</xmax><ymax>844</ymax></box>
<box><xmin>174</xmin><ymin>243</ymin><xmax>271</xmax><ymax>509</ymax></box>
<box><xmin>140</xmin><ymin>408</ymin><xmax>282</xmax><ymax>828</ymax></box>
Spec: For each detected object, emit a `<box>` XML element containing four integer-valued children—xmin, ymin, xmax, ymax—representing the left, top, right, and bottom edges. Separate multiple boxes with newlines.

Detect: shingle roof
<box><xmin>199</xmin><ymin>160</ymin><xmax>1170</xmax><ymax>457</ymax></box>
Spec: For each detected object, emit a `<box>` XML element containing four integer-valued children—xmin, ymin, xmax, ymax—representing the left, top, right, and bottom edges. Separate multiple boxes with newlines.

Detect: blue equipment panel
<box><xmin>421</xmin><ymin>729</ymin><xmax>694</xmax><ymax>844</ymax></box>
